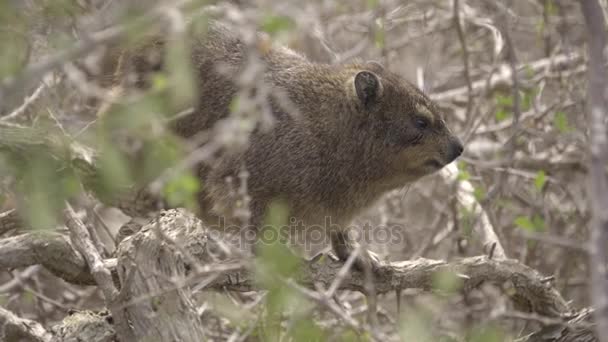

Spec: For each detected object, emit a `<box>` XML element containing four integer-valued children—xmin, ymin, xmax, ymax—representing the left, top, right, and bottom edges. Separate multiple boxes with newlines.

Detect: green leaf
<box><xmin>151</xmin><ymin>74</ymin><xmax>168</xmax><ymax>92</ymax></box>
<box><xmin>366</xmin><ymin>0</ymin><xmax>380</xmax><ymax>9</ymax></box>
<box><xmin>374</xmin><ymin>27</ymin><xmax>385</xmax><ymax>49</ymax></box>
<box><xmin>534</xmin><ymin>170</ymin><xmax>547</xmax><ymax>191</ymax></box>
<box><xmin>291</xmin><ymin>318</ymin><xmax>327</xmax><ymax>342</ymax></box>
<box><xmin>432</xmin><ymin>270</ymin><xmax>463</xmax><ymax>293</ymax></box>
<box><xmin>532</xmin><ymin>215</ymin><xmax>545</xmax><ymax>231</ymax></box>
<box><xmin>457</xmin><ymin>160</ymin><xmax>467</xmax><ymax>170</ymax></box>
<box><xmin>521</xmin><ymin>88</ymin><xmax>537</xmax><ymax>111</ymax></box>
<box><xmin>495</xmin><ymin>108</ymin><xmax>510</xmax><ymax>121</ymax></box>
<box><xmin>514</xmin><ymin>216</ymin><xmax>535</xmax><ymax>232</ymax></box>
<box><xmin>524</xmin><ymin>64</ymin><xmax>535</xmax><ymax>78</ymax></box>
<box><xmin>399</xmin><ymin>310</ymin><xmax>434</xmax><ymax>342</ymax></box>
<box><xmin>546</xmin><ymin>0</ymin><xmax>558</xmax><ymax>15</ymax></box>
<box><xmin>166</xmin><ymin>36</ymin><xmax>196</xmax><ymax>110</ymax></box>
<box><xmin>515</xmin><ymin>215</ymin><xmax>545</xmax><ymax>232</ymax></box>
<box><xmin>458</xmin><ymin>170</ymin><xmax>471</xmax><ymax>181</ymax></box>
<box><xmin>473</xmin><ymin>186</ymin><xmax>486</xmax><ymax>201</ymax></box>
<box><xmin>163</xmin><ymin>172</ymin><xmax>200</xmax><ymax>210</ymax></box>
<box><xmin>554</xmin><ymin>111</ymin><xmax>571</xmax><ymax>133</ymax></box>
<box><xmin>469</xmin><ymin>324</ymin><xmax>507</xmax><ymax>342</ymax></box>
<box><xmin>536</xmin><ymin>20</ymin><xmax>545</xmax><ymax>37</ymax></box>
<box><xmin>495</xmin><ymin>94</ymin><xmax>513</xmax><ymax>107</ymax></box>
<box><xmin>261</xmin><ymin>15</ymin><xmax>294</xmax><ymax>35</ymax></box>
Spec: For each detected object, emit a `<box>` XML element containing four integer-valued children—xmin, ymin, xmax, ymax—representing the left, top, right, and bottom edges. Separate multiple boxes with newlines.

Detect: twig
<box><xmin>63</xmin><ymin>201</ymin><xmax>135</xmax><ymax>341</ymax></box>
<box><xmin>0</xmin><ymin>82</ymin><xmax>46</xmax><ymax>121</ymax></box>
<box><xmin>453</xmin><ymin>0</ymin><xmax>474</xmax><ymax>120</ymax></box>
<box><xmin>440</xmin><ymin>163</ymin><xmax>507</xmax><ymax>259</ymax></box>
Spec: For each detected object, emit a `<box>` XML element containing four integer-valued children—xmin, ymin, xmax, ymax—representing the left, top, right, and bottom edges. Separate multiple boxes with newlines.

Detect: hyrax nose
<box><xmin>447</xmin><ymin>138</ymin><xmax>464</xmax><ymax>163</ymax></box>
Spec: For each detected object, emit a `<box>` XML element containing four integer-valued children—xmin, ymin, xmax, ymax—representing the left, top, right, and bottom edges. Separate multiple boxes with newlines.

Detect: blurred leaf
<box><xmin>536</xmin><ymin>20</ymin><xmax>546</xmax><ymax>38</ymax></box>
<box><xmin>261</xmin><ymin>14</ymin><xmax>295</xmax><ymax>35</ymax></box>
<box><xmin>41</xmin><ymin>0</ymin><xmax>81</xmax><ymax>19</ymax></box>
<box><xmin>553</xmin><ymin>111</ymin><xmax>572</xmax><ymax>133</ymax></box>
<box><xmin>140</xmin><ymin>137</ymin><xmax>183</xmax><ymax>182</ymax></box>
<box><xmin>291</xmin><ymin>318</ymin><xmax>326</xmax><ymax>342</ymax></box>
<box><xmin>209</xmin><ymin>295</ymin><xmax>255</xmax><ymax>323</ymax></box>
<box><xmin>532</xmin><ymin>215</ymin><xmax>545</xmax><ymax>231</ymax></box>
<box><xmin>432</xmin><ymin>269</ymin><xmax>463</xmax><ymax>293</ymax></box>
<box><xmin>469</xmin><ymin>324</ymin><xmax>507</xmax><ymax>342</ymax></box>
<box><xmin>514</xmin><ymin>216</ymin><xmax>534</xmax><ymax>232</ymax></box>
<box><xmin>11</xmin><ymin>149</ymin><xmax>79</xmax><ymax>230</ymax></box>
<box><xmin>254</xmin><ymin>200</ymin><xmax>303</xmax><ymax>340</ymax></box>
<box><xmin>458</xmin><ymin>170</ymin><xmax>470</xmax><ymax>181</ymax></box>
<box><xmin>495</xmin><ymin>109</ymin><xmax>509</xmax><ymax>121</ymax></box>
<box><xmin>163</xmin><ymin>172</ymin><xmax>200</xmax><ymax>210</ymax></box>
<box><xmin>94</xmin><ymin>139</ymin><xmax>133</xmax><ymax>202</ymax></box>
<box><xmin>0</xmin><ymin>29</ymin><xmax>29</xmax><ymax>78</ymax></box>
<box><xmin>166</xmin><ymin>36</ymin><xmax>196</xmax><ymax>110</ymax></box>
<box><xmin>514</xmin><ymin>215</ymin><xmax>545</xmax><ymax>232</ymax></box>
<box><xmin>534</xmin><ymin>170</ymin><xmax>547</xmax><ymax>191</ymax></box>
<box><xmin>337</xmin><ymin>329</ymin><xmax>366</xmax><ymax>342</ymax></box>
<box><xmin>495</xmin><ymin>94</ymin><xmax>513</xmax><ymax>107</ymax></box>
<box><xmin>374</xmin><ymin>27</ymin><xmax>385</xmax><ymax>49</ymax></box>
<box><xmin>545</xmin><ymin>0</ymin><xmax>558</xmax><ymax>15</ymax></box>
<box><xmin>524</xmin><ymin>64</ymin><xmax>535</xmax><ymax>78</ymax></box>
<box><xmin>367</xmin><ymin>0</ymin><xmax>380</xmax><ymax>8</ymax></box>
<box><xmin>102</xmin><ymin>95</ymin><xmax>166</xmax><ymax>138</ymax></box>
<box><xmin>459</xmin><ymin>205</ymin><xmax>474</xmax><ymax>237</ymax></box>
<box><xmin>495</xmin><ymin>94</ymin><xmax>513</xmax><ymax>121</ymax></box>
<box><xmin>256</xmin><ymin>200</ymin><xmax>299</xmax><ymax>281</ymax></box>
<box><xmin>521</xmin><ymin>88</ymin><xmax>537</xmax><ymax>111</ymax></box>
<box><xmin>151</xmin><ymin>74</ymin><xmax>168</xmax><ymax>92</ymax></box>
<box><xmin>399</xmin><ymin>310</ymin><xmax>434</xmax><ymax>342</ymax></box>
<box><xmin>473</xmin><ymin>186</ymin><xmax>486</xmax><ymax>201</ymax></box>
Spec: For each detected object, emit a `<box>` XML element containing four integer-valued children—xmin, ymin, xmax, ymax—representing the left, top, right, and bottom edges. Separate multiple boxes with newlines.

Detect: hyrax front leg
<box><xmin>330</xmin><ymin>229</ymin><xmax>382</xmax><ymax>272</ymax></box>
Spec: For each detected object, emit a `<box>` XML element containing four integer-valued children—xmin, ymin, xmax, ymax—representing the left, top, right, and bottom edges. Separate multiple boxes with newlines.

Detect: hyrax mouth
<box><xmin>425</xmin><ymin>159</ymin><xmax>444</xmax><ymax>169</ymax></box>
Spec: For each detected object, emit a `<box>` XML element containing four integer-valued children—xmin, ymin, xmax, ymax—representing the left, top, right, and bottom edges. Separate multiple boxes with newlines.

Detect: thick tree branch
<box><xmin>0</xmin><ymin>208</ymin><xmax>590</xmax><ymax>340</ymax></box>
<box><xmin>0</xmin><ymin>231</ymin><xmax>93</xmax><ymax>284</ymax></box>
<box><xmin>580</xmin><ymin>1</ymin><xmax>608</xmax><ymax>341</ymax></box>
<box><xmin>0</xmin><ymin>306</ymin><xmax>51</xmax><ymax>342</ymax></box>
<box><xmin>0</xmin><ymin>209</ymin><xmax>571</xmax><ymax>316</ymax></box>
<box><xmin>0</xmin><ymin>209</ymin><xmax>24</xmax><ymax>236</ymax></box>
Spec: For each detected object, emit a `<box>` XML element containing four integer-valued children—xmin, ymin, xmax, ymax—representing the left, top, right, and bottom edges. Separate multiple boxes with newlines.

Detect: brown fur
<box><xmin>106</xmin><ymin>22</ymin><xmax>463</xmax><ymax>269</ymax></box>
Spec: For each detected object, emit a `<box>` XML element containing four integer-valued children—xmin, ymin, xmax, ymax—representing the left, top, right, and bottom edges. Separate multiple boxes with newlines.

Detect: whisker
<box><xmin>400</xmin><ymin>184</ymin><xmax>412</xmax><ymax>202</ymax></box>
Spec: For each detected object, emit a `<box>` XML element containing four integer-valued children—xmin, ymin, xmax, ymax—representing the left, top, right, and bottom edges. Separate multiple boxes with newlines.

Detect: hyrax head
<box><xmin>346</xmin><ymin>61</ymin><xmax>463</xmax><ymax>186</ymax></box>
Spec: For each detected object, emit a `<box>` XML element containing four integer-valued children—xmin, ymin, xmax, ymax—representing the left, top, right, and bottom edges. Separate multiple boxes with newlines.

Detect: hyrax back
<box><xmin>110</xmin><ymin>22</ymin><xmax>463</xmax><ymax>269</ymax></box>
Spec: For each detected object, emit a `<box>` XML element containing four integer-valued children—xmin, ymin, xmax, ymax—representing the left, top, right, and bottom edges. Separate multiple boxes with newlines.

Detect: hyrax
<box><xmin>111</xmin><ymin>22</ymin><xmax>463</xmax><ymax>270</ymax></box>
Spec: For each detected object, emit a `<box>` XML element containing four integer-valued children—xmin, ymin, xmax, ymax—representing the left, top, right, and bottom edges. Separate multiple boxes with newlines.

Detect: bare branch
<box><xmin>0</xmin><ymin>306</ymin><xmax>51</xmax><ymax>342</ymax></box>
<box><xmin>0</xmin><ymin>231</ymin><xmax>93</xmax><ymax>284</ymax></box>
<box><xmin>63</xmin><ymin>202</ymin><xmax>135</xmax><ymax>341</ymax></box>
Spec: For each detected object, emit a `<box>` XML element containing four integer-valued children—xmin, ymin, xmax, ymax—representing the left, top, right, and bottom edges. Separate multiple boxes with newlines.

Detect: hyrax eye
<box><xmin>414</xmin><ymin>117</ymin><xmax>430</xmax><ymax>130</ymax></box>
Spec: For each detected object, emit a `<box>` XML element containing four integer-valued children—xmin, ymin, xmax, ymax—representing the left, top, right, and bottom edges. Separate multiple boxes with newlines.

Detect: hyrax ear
<box><xmin>354</xmin><ymin>70</ymin><xmax>382</xmax><ymax>107</ymax></box>
<box><xmin>365</xmin><ymin>60</ymin><xmax>385</xmax><ymax>73</ymax></box>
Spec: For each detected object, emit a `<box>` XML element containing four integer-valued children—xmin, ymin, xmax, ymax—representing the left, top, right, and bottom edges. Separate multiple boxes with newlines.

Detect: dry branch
<box><xmin>0</xmin><ymin>209</ymin><xmax>24</xmax><ymax>236</ymax></box>
<box><xmin>0</xmin><ymin>230</ymin><xmax>93</xmax><ymax>284</ymax></box>
<box><xmin>0</xmin><ymin>205</ymin><xmax>594</xmax><ymax>341</ymax></box>
<box><xmin>431</xmin><ymin>52</ymin><xmax>582</xmax><ymax>103</ymax></box>
<box><xmin>0</xmin><ymin>306</ymin><xmax>51</xmax><ymax>342</ymax></box>
<box><xmin>49</xmin><ymin>310</ymin><xmax>116</xmax><ymax>342</ymax></box>
<box><xmin>63</xmin><ymin>202</ymin><xmax>135</xmax><ymax>341</ymax></box>
<box><xmin>0</xmin><ymin>210</ymin><xmax>570</xmax><ymax>313</ymax></box>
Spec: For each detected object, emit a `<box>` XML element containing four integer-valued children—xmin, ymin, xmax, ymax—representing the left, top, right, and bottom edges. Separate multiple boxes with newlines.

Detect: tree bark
<box><xmin>580</xmin><ymin>1</ymin><xmax>608</xmax><ymax>341</ymax></box>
